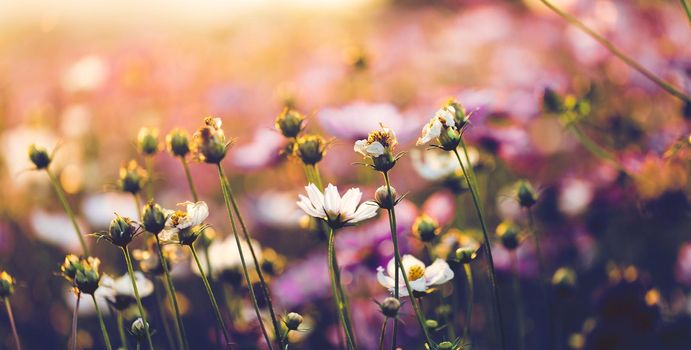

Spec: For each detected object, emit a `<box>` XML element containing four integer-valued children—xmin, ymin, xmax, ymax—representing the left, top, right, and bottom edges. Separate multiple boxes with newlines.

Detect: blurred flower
<box><xmin>558</xmin><ymin>178</ymin><xmax>594</xmax><ymax>217</ymax></box>
<box><xmin>515</xmin><ymin>179</ymin><xmax>538</xmax><ymax>208</ymax></box>
<box><xmin>61</xmin><ymin>55</ymin><xmax>107</xmax><ymax>93</ymax></box>
<box><xmin>675</xmin><ymin>243</ymin><xmax>691</xmax><ymax>286</ymax></box>
<box><xmin>191</xmin><ymin>234</ymin><xmax>262</xmax><ymax>280</ymax></box>
<box><xmin>284</xmin><ymin>312</ymin><xmax>304</xmax><ymax>331</ymax></box>
<box><xmin>231</xmin><ymin>129</ymin><xmax>285</xmax><ymax>171</ymax></box>
<box><xmin>275</xmin><ymin>108</ymin><xmax>306</xmax><ymax>138</ymax></box>
<box><xmin>81</xmin><ymin>193</ymin><xmax>138</xmax><ymax>227</ymax></box>
<box><xmin>30</xmin><ymin>209</ymin><xmax>87</xmax><ymax>252</ymax></box>
<box><xmin>193</xmin><ymin>117</ymin><xmax>231</xmax><ymax>164</ymax></box>
<box><xmin>294</xmin><ymin>135</ymin><xmax>327</xmax><ymax>165</ymax></box>
<box><xmin>28</xmin><ymin>144</ymin><xmax>52</xmax><ymax>170</ymax></box>
<box><xmin>118</xmin><ymin>160</ymin><xmax>147</xmax><ymax>195</ymax></box>
<box><xmin>166</xmin><ymin>128</ymin><xmax>191</xmax><ymax>158</ymax></box>
<box><xmin>410</xmin><ymin>149</ymin><xmax>459</xmax><ymax>181</ymax></box>
<box><xmin>552</xmin><ymin>267</ymin><xmax>577</xmax><ymax>297</ymax></box>
<box><xmin>160</xmin><ymin>201</ymin><xmax>209</xmax><ymax>245</ymax></box>
<box><xmin>376</xmin><ymin>255</ymin><xmax>453</xmax><ymax>297</ymax></box>
<box><xmin>74</xmin><ymin>257</ymin><xmax>102</xmax><ymax>295</ymax></box>
<box><xmin>496</xmin><ymin>220</ymin><xmax>521</xmax><ymax>251</ymax></box>
<box><xmin>318</xmin><ymin>102</ymin><xmax>419</xmax><ymax>143</ymax></box>
<box><xmin>296</xmin><ymin>183</ymin><xmax>378</xmax><ymax>229</ymax></box>
<box><xmin>137</xmin><ymin>127</ymin><xmax>159</xmax><ymax>156</ymax></box>
<box><xmin>99</xmin><ymin>272</ymin><xmax>154</xmax><ymax>310</ymax></box>
<box><xmin>251</xmin><ymin>191</ymin><xmax>304</xmax><ymax>228</ymax></box>
<box><xmin>412</xmin><ymin>214</ymin><xmax>440</xmax><ymax>243</ymax></box>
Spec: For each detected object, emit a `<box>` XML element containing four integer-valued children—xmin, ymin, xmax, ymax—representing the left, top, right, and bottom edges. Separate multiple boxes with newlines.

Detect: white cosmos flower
<box><xmin>376</xmin><ymin>255</ymin><xmax>454</xmax><ymax>297</ymax></box>
<box><xmin>353</xmin><ymin>126</ymin><xmax>397</xmax><ymax>158</ymax></box>
<box><xmin>191</xmin><ymin>235</ymin><xmax>262</xmax><ymax>278</ymax></box>
<box><xmin>297</xmin><ymin>183</ymin><xmax>378</xmax><ymax>228</ymax></box>
<box><xmin>416</xmin><ymin>106</ymin><xmax>458</xmax><ymax>146</ymax></box>
<box><xmin>159</xmin><ymin>201</ymin><xmax>209</xmax><ymax>241</ymax></box>
<box><xmin>98</xmin><ymin>271</ymin><xmax>154</xmax><ymax>300</ymax></box>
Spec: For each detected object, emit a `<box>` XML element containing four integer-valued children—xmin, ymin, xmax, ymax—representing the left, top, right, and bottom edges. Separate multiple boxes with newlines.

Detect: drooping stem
<box><xmin>382</xmin><ymin>172</ymin><xmax>399</xmax><ymax>350</ymax></box>
<box><xmin>145</xmin><ymin>156</ymin><xmax>154</xmax><ymax>201</ymax></box>
<box><xmin>117</xmin><ymin>313</ymin><xmax>129</xmax><ymax>350</ymax></box>
<box><xmin>122</xmin><ymin>247</ymin><xmax>155</xmax><ymax>350</ymax></box>
<box><xmin>179</xmin><ymin>157</ymin><xmax>199</xmax><ymax>202</ymax></box>
<box><xmin>154</xmin><ymin>235</ymin><xmax>188</xmax><ymax>350</ymax></box>
<box><xmin>220</xmin><ymin>166</ymin><xmax>282</xmax><ymax>349</ymax></box>
<box><xmin>463</xmin><ymin>264</ymin><xmax>474</xmax><ymax>341</ymax></box>
<box><xmin>46</xmin><ymin>168</ymin><xmax>89</xmax><ymax>255</ymax></box>
<box><xmin>539</xmin><ymin>0</ymin><xmax>690</xmax><ymax>103</ymax></box>
<box><xmin>378</xmin><ymin>319</ymin><xmax>388</xmax><ymax>350</ymax></box>
<box><xmin>4</xmin><ymin>298</ymin><xmax>21</xmax><ymax>350</ymax></box>
<box><xmin>71</xmin><ymin>292</ymin><xmax>80</xmax><ymax>350</ymax></box>
<box><xmin>510</xmin><ymin>252</ymin><xmax>525</xmax><ymax>350</ymax></box>
<box><xmin>153</xmin><ymin>278</ymin><xmax>175</xmax><ymax>350</ymax></box>
<box><xmin>453</xmin><ymin>146</ymin><xmax>506</xmax><ymax>350</ymax></box>
<box><xmin>327</xmin><ymin>228</ymin><xmax>356</xmax><ymax>349</ymax></box>
<box><xmin>189</xmin><ymin>245</ymin><xmax>232</xmax><ymax>349</ymax></box>
<box><xmin>91</xmin><ymin>294</ymin><xmax>113</xmax><ymax>350</ymax></box>
<box><xmin>216</xmin><ymin>164</ymin><xmax>274</xmax><ymax>350</ymax></box>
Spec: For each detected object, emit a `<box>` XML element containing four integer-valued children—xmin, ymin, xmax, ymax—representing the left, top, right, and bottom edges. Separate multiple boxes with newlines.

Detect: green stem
<box><xmin>382</xmin><ymin>172</ymin><xmax>399</xmax><ymax>350</ymax></box>
<box><xmin>153</xmin><ymin>279</ymin><xmax>175</xmax><ymax>350</ymax></box>
<box><xmin>219</xmin><ymin>165</ymin><xmax>281</xmax><ymax>349</ymax></box>
<box><xmin>180</xmin><ymin>157</ymin><xmax>199</xmax><ymax>202</ymax></box>
<box><xmin>527</xmin><ymin>208</ymin><xmax>546</xmax><ymax>286</ymax></box>
<box><xmin>463</xmin><ymin>264</ymin><xmax>474</xmax><ymax>342</ymax></box>
<box><xmin>145</xmin><ymin>156</ymin><xmax>154</xmax><ymax>201</ymax></box>
<box><xmin>682</xmin><ymin>0</ymin><xmax>691</xmax><ymax>23</ymax></box>
<box><xmin>190</xmin><ymin>245</ymin><xmax>232</xmax><ymax>348</ymax></box>
<box><xmin>566</xmin><ymin>123</ymin><xmax>626</xmax><ymax>172</ymax></box>
<box><xmin>5</xmin><ymin>298</ymin><xmax>21</xmax><ymax>350</ymax></box>
<box><xmin>378</xmin><ymin>319</ymin><xmax>388</xmax><ymax>350</ymax></box>
<box><xmin>122</xmin><ymin>247</ymin><xmax>155</xmax><ymax>350</ymax></box>
<box><xmin>133</xmin><ymin>194</ymin><xmax>143</xmax><ymax>221</ymax></box>
<box><xmin>71</xmin><ymin>293</ymin><xmax>80</xmax><ymax>350</ymax></box>
<box><xmin>46</xmin><ymin>168</ymin><xmax>89</xmax><ymax>255</ymax></box>
<box><xmin>511</xmin><ymin>252</ymin><xmax>525</xmax><ymax>350</ymax></box>
<box><xmin>155</xmin><ymin>235</ymin><xmax>188</xmax><ymax>350</ymax></box>
<box><xmin>118</xmin><ymin>313</ymin><xmax>129</xmax><ymax>350</ymax></box>
<box><xmin>92</xmin><ymin>294</ymin><xmax>113</xmax><ymax>350</ymax></box>
<box><xmin>327</xmin><ymin>228</ymin><xmax>356</xmax><ymax>349</ymax></box>
<box><xmin>539</xmin><ymin>0</ymin><xmax>690</xmax><ymax>103</ymax></box>
<box><xmin>453</xmin><ymin>147</ymin><xmax>506</xmax><ymax>350</ymax></box>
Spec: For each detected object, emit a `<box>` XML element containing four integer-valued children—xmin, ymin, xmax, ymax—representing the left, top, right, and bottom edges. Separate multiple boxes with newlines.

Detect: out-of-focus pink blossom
<box><xmin>318</xmin><ymin>102</ymin><xmax>421</xmax><ymax>143</ymax></box>
<box><xmin>231</xmin><ymin>129</ymin><xmax>285</xmax><ymax>171</ymax></box>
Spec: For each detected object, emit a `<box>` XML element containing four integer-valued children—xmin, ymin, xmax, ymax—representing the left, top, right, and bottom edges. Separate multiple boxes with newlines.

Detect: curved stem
<box><xmin>71</xmin><ymin>292</ymin><xmax>80</xmax><ymax>350</ymax></box>
<box><xmin>190</xmin><ymin>245</ymin><xmax>232</xmax><ymax>349</ymax></box>
<box><xmin>46</xmin><ymin>168</ymin><xmax>89</xmax><ymax>255</ymax></box>
<box><xmin>5</xmin><ymin>298</ymin><xmax>21</xmax><ymax>350</ymax></box>
<box><xmin>382</xmin><ymin>172</ymin><xmax>399</xmax><ymax>350</ymax></box>
<box><xmin>453</xmin><ymin>147</ymin><xmax>506</xmax><ymax>350</ymax></box>
<box><xmin>219</xmin><ymin>165</ymin><xmax>282</xmax><ymax>349</ymax></box>
<box><xmin>122</xmin><ymin>247</ymin><xmax>155</xmax><ymax>350</ymax></box>
<box><xmin>327</xmin><ymin>228</ymin><xmax>356</xmax><ymax>349</ymax></box>
<box><xmin>180</xmin><ymin>157</ymin><xmax>199</xmax><ymax>202</ymax></box>
<box><xmin>92</xmin><ymin>294</ymin><xmax>113</xmax><ymax>350</ymax></box>
<box><xmin>378</xmin><ymin>319</ymin><xmax>388</xmax><ymax>350</ymax></box>
<box><xmin>155</xmin><ymin>235</ymin><xmax>188</xmax><ymax>350</ymax></box>
<box><xmin>145</xmin><ymin>156</ymin><xmax>154</xmax><ymax>201</ymax></box>
<box><xmin>463</xmin><ymin>264</ymin><xmax>474</xmax><ymax>342</ymax></box>
<box><xmin>539</xmin><ymin>0</ymin><xmax>690</xmax><ymax>103</ymax></box>
<box><xmin>118</xmin><ymin>313</ymin><xmax>129</xmax><ymax>350</ymax></box>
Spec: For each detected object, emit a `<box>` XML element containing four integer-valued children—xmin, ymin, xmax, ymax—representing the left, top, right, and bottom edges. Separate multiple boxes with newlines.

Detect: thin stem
<box><xmin>155</xmin><ymin>235</ymin><xmax>188</xmax><ymax>350</ymax></box>
<box><xmin>219</xmin><ymin>165</ymin><xmax>281</xmax><ymax>349</ymax></box>
<box><xmin>118</xmin><ymin>313</ymin><xmax>129</xmax><ymax>350</ymax></box>
<box><xmin>92</xmin><ymin>294</ymin><xmax>113</xmax><ymax>350</ymax></box>
<box><xmin>71</xmin><ymin>292</ymin><xmax>80</xmax><ymax>350</ymax></box>
<box><xmin>510</xmin><ymin>252</ymin><xmax>525</xmax><ymax>350</ymax></box>
<box><xmin>189</xmin><ymin>245</ymin><xmax>232</xmax><ymax>349</ymax></box>
<box><xmin>46</xmin><ymin>168</ymin><xmax>89</xmax><ymax>255</ymax></box>
<box><xmin>463</xmin><ymin>264</ymin><xmax>474</xmax><ymax>342</ymax></box>
<box><xmin>453</xmin><ymin>147</ymin><xmax>506</xmax><ymax>350</ymax></box>
<box><xmin>539</xmin><ymin>0</ymin><xmax>690</xmax><ymax>103</ymax></box>
<box><xmin>565</xmin><ymin>123</ymin><xmax>628</xmax><ymax>174</ymax></box>
<box><xmin>527</xmin><ymin>208</ymin><xmax>546</xmax><ymax>286</ymax></box>
<box><xmin>327</xmin><ymin>228</ymin><xmax>356</xmax><ymax>349</ymax></box>
<box><xmin>382</xmin><ymin>172</ymin><xmax>399</xmax><ymax>350</ymax></box>
<box><xmin>378</xmin><ymin>319</ymin><xmax>388</xmax><ymax>350</ymax></box>
<box><xmin>145</xmin><ymin>156</ymin><xmax>154</xmax><ymax>201</ymax></box>
<box><xmin>122</xmin><ymin>247</ymin><xmax>155</xmax><ymax>350</ymax></box>
<box><xmin>153</xmin><ymin>279</ymin><xmax>175</xmax><ymax>350</ymax></box>
<box><xmin>133</xmin><ymin>194</ymin><xmax>143</xmax><ymax>222</ymax></box>
<box><xmin>180</xmin><ymin>157</ymin><xmax>199</xmax><ymax>202</ymax></box>
<box><xmin>682</xmin><ymin>0</ymin><xmax>691</xmax><ymax>23</ymax></box>
<box><xmin>5</xmin><ymin>298</ymin><xmax>21</xmax><ymax>350</ymax></box>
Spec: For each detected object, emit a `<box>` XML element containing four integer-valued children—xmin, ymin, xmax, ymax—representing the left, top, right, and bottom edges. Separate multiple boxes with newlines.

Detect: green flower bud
<box><xmin>74</xmin><ymin>257</ymin><xmax>101</xmax><ymax>295</ymax></box>
<box><xmin>118</xmin><ymin>160</ymin><xmax>146</xmax><ymax>194</ymax></box>
<box><xmin>109</xmin><ymin>214</ymin><xmax>138</xmax><ymax>247</ymax></box>
<box><xmin>374</xmin><ymin>185</ymin><xmax>397</xmax><ymax>209</ymax></box>
<box><xmin>275</xmin><ymin>108</ymin><xmax>305</xmax><ymax>138</ymax></box>
<box><xmin>438</xmin><ymin>127</ymin><xmax>461</xmax><ymax>151</ymax></box>
<box><xmin>379</xmin><ymin>297</ymin><xmax>401</xmax><ymax>318</ymax></box>
<box><xmin>192</xmin><ymin>117</ymin><xmax>229</xmax><ymax>164</ymax></box>
<box><xmin>425</xmin><ymin>319</ymin><xmax>439</xmax><ymax>330</ymax></box>
<box><xmin>60</xmin><ymin>254</ymin><xmax>82</xmax><ymax>282</ymax></box>
<box><xmin>142</xmin><ymin>202</ymin><xmax>167</xmax><ymax>234</ymax></box>
<box><xmin>455</xmin><ymin>247</ymin><xmax>477</xmax><ymax>264</ymax></box>
<box><xmin>0</xmin><ymin>271</ymin><xmax>16</xmax><ymax>299</ymax></box>
<box><xmin>166</xmin><ymin>128</ymin><xmax>191</xmax><ymax>157</ymax></box>
<box><xmin>130</xmin><ymin>318</ymin><xmax>150</xmax><ymax>339</ymax></box>
<box><xmin>438</xmin><ymin>341</ymin><xmax>455</xmax><ymax>350</ymax></box>
<box><xmin>178</xmin><ymin>226</ymin><xmax>203</xmax><ymax>246</ymax></box>
<box><xmin>516</xmin><ymin>180</ymin><xmax>538</xmax><ymax>208</ymax></box>
<box><xmin>28</xmin><ymin>144</ymin><xmax>51</xmax><ymax>169</ymax></box>
<box><xmin>542</xmin><ymin>87</ymin><xmax>564</xmax><ymax>114</ymax></box>
<box><xmin>294</xmin><ymin>135</ymin><xmax>326</xmax><ymax>165</ymax></box>
<box><xmin>284</xmin><ymin>312</ymin><xmax>304</xmax><ymax>331</ymax></box>
<box><xmin>137</xmin><ymin>127</ymin><xmax>159</xmax><ymax>155</ymax></box>
<box><xmin>496</xmin><ymin>221</ymin><xmax>521</xmax><ymax>250</ymax></box>
<box><xmin>446</xmin><ymin>100</ymin><xmax>469</xmax><ymax>130</ymax></box>
<box><xmin>413</xmin><ymin>214</ymin><xmax>440</xmax><ymax>243</ymax></box>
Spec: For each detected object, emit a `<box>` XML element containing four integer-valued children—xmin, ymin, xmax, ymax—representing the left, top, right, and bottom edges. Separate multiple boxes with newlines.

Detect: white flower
<box><xmin>410</xmin><ymin>149</ymin><xmax>460</xmax><ymax>181</ymax></box>
<box><xmin>191</xmin><ymin>235</ymin><xmax>262</xmax><ymax>278</ymax></box>
<box><xmin>353</xmin><ymin>139</ymin><xmax>385</xmax><ymax>157</ymax></box>
<box><xmin>376</xmin><ymin>255</ymin><xmax>454</xmax><ymax>297</ymax></box>
<box><xmin>353</xmin><ymin>126</ymin><xmax>397</xmax><ymax>158</ymax></box>
<box><xmin>159</xmin><ymin>201</ymin><xmax>209</xmax><ymax>241</ymax></box>
<box><xmin>416</xmin><ymin>106</ymin><xmax>457</xmax><ymax>146</ymax></box>
<box><xmin>296</xmin><ymin>183</ymin><xmax>378</xmax><ymax>228</ymax></box>
<box><xmin>98</xmin><ymin>271</ymin><xmax>154</xmax><ymax>300</ymax></box>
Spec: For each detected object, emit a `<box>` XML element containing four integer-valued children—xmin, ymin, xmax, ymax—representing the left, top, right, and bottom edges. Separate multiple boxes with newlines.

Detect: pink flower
<box><xmin>318</xmin><ymin>102</ymin><xmax>421</xmax><ymax>143</ymax></box>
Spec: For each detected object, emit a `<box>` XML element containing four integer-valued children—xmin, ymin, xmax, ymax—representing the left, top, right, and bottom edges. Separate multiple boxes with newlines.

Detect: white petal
<box><xmin>297</xmin><ymin>195</ymin><xmax>323</xmax><ymax>218</ymax></box>
<box><xmin>349</xmin><ymin>201</ymin><xmax>378</xmax><ymax>223</ymax></box>
<box><xmin>410</xmin><ymin>276</ymin><xmax>428</xmax><ymax>292</ymax></box>
<box><xmin>339</xmin><ymin>188</ymin><xmax>362</xmax><ymax>218</ymax></box>
<box><xmin>366</xmin><ymin>142</ymin><xmax>385</xmax><ymax>157</ymax></box>
<box><xmin>401</xmin><ymin>254</ymin><xmax>425</xmax><ymax>273</ymax></box>
<box><xmin>386</xmin><ymin>256</ymin><xmax>399</xmax><ymax>281</ymax></box>
<box><xmin>158</xmin><ymin>228</ymin><xmax>179</xmax><ymax>242</ymax></box>
<box><xmin>113</xmin><ymin>272</ymin><xmax>154</xmax><ymax>298</ymax></box>
<box><xmin>305</xmin><ymin>183</ymin><xmax>325</xmax><ymax>211</ymax></box>
<box><xmin>376</xmin><ymin>266</ymin><xmax>395</xmax><ymax>289</ymax></box>
<box><xmin>353</xmin><ymin>139</ymin><xmax>369</xmax><ymax>156</ymax></box>
<box><xmin>185</xmin><ymin>201</ymin><xmax>209</xmax><ymax>226</ymax></box>
<box><xmin>323</xmin><ymin>184</ymin><xmax>341</xmax><ymax>216</ymax></box>
<box><xmin>425</xmin><ymin>259</ymin><xmax>455</xmax><ymax>286</ymax></box>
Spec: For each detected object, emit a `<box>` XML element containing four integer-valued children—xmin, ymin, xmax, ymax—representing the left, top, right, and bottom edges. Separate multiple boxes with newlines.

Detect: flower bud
<box><xmin>275</xmin><ymin>108</ymin><xmax>305</xmax><ymax>138</ymax></box>
<box><xmin>284</xmin><ymin>312</ymin><xmax>304</xmax><ymax>331</ymax></box>
<box><xmin>118</xmin><ymin>160</ymin><xmax>146</xmax><ymax>194</ymax></box>
<box><xmin>374</xmin><ymin>185</ymin><xmax>397</xmax><ymax>209</ymax></box>
<box><xmin>28</xmin><ymin>144</ymin><xmax>51</xmax><ymax>169</ymax></box>
<box><xmin>0</xmin><ymin>271</ymin><xmax>16</xmax><ymax>299</ymax></box>
<box><xmin>166</xmin><ymin>128</ymin><xmax>191</xmax><ymax>157</ymax></box>
<box><xmin>552</xmin><ymin>267</ymin><xmax>577</xmax><ymax>297</ymax></box>
<box><xmin>413</xmin><ymin>215</ymin><xmax>440</xmax><ymax>243</ymax></box>
<box><xmin>193</xmin><ymin>117</ymin><xmax>229</xmax><ymax>164</ymax></box>
<box><xmin>178</xmin><ymin>226</ymin><xmax>202</xmax><ymax>246</ymax></box>
<box><xmin>74</xmin><ymin>257</ymin><xmax>101</xmax><ymax>295</ymax></box>
<box><xmin>425</xmin><ymin>319</ymin><xmax>439</xmax><ymax>330</ymax></box>
<box><xmin>295</xmin><ymin>135</ymin><xmax>326</xmax><ymax>165</ymax></box>
<box><xmin>455</xmin><ymin>247</ymin><xmax>477</xmax><ymax>264</ymax></box>
<box><xmin>372</xmin><ymin>153</ymin><xmax>396</xmax><ymax>173</ymax></box>
<box><xmin>516</xmin><ymin>180</ymin><xmax>538</xmax><ymax>208</ymax></box>
<box><xmin>109</xmin><ymin>214</ymin><xmax>138</xmax><ymax>247</ymax></box>
<box><xmin>60</xmin><ymin>254</ymin><xmax>82</xmax><ymax>282</ymax></box>
<box><xmin>496</xmin><ymin>221</ymin><xmax>520</xmax><ymax>250</ymax></box>
<box><xmin>137</xmin><ymin>127</ymin><xmax>159</xmax><ymax>155</ymax></box>
<box><xmin>260</xmin><ymin>248</ymin><xmax>285</xmax><ymax>277</ymax></box>
<box><xmin>446</xmin><ymin>100</ymin><xmax>469</xmax><ymax>130</ymax></box>
<box><xmin>542</xmin><ymin>87</ymin><xmax>564</xmax><ymax>114</ymax></box>
<box><xmin>379</xmin><ymin>297</ymin><xmax>401</xmax><ymax>318</ymax></box>
<box><xmin>142</xmin><ymin>202</ymin><xmax>167</xmax><ymax>234</ymax></box>
<box><xmin>438</xmin><ymin>341</ymin><xmax>455</xmax><ymax>350</ymax></box>
<box><xmin>438</xmin><ymin>127</ymin><xmax>461</xmax><ymax>151</ymax></box>
<box><xmin>131</xmin><ymin>318</ymin><xmax>150</xmax><ymax>339</ymax></box>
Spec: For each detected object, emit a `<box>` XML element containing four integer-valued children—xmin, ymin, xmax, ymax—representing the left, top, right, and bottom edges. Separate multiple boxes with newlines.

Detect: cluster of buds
<box><xmin>495</xmin><ymin>220</ymin><xmax>521</xmax><ymax>251</ymax></box>
<box><xmin>354</xmin><ymin>124</ymin><xmax>402</xmax><ymax>173</ymax></box>
<box><xmin>137</xmin><ymin>127</ymin><xmax>159</xmax><ymax>156</ymax></box>
<box><xmin>413</xmin><ymin>214</ymin><xmax>440</xmax><ymax>243</ymax></box>
<box><xmin>0</xmin><ymin>271</ymin><xmax>16</xmax><ymax>299</ymax></box>
<box><xmin>166</xmin><ymin>128</ymin><xmax>191</xmax><ymax>158</ymax></box>
<box><xmin>417</xmin><ymin>99</ymin><xmax>471</xmax><ymax>151</ymax></box>
<box><xmin>275</xmin><ymin>108</ymin><xmax>306</xmax><ymax>139</ymax></box>
<box><xmin>192</xmin><ymin>117</ymin><xmax>232</xmax><ymax>164</ymax></box>
<box><xmin>28</xmin><ymin>144</ymin><xmax>52</xmax><ymax>170</ymax></box>
<box><xmin>92</xmin><ymin>214</ymin><xmax>143</xmax><ymax>248</ymax></box>
<box><xmin>60</xmin><ymin>255</ymin><xmax>102</xmax><ymax>295</ymax></box>
<box><xmin>118</xmin><ymin>160</ymin><xmax>147</xmax><ymax>194</ymax></box>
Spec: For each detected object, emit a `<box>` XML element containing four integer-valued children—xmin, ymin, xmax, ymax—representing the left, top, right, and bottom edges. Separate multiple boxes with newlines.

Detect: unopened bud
<box><xmin>425</xmin><ymin>319</ymin><xmax>439</xmax><ymax>330</ymax></box>
<box><xmin>413</xmin><ymin>215</ymin><xmax>439</xmax><ymax>243</ymax></box>
<box><xmin>438</xmin><ymin>127</ymin><xmax>461</xmax><ymax>151</ymax></box>
<box><xmin>275</xmin><ymin>108</ymin><xmax>305</xmax><ymax>138</ymax></box>
<box><xmin>284</xmin><ymin>312</ymin><xmax>304</xmax><ymax>331</ymax></box>
<box><xmin>295</xmin><ymin>135</ymin><xmax>326</xmax><ymax>165</ymax></box>
<box><xmin>28</xmin><ymin>144</ymin><xmax>51</xmax><ymax>169</ymax></box>
<box><xmin>374</xmin><ymin>185</ymin><xmax>397</xmax><ymax>209</ymax></box>
<box><xmin>496</xmin><ymin>221</ymin><xmax>520</xmax><ymax>250</ymax></box>
<box><xmin>455</xmin><ymin>247</ymin><xmax>477</xmax><ymax>264</ymax></box>
<box><xmin>130</xmin><ymin>318</ymin><xmax>149</xmax><ymax>339</ymax></box>
<box><xmin>0</xmin><ymin>271</ymin><xmax>16</xmax><ymax>299</ymax></box>
<box><xmin>516</xmin><ymin>180</ymin><xmax>538</xmax><ymax>208</ymax></box>
<box><xmin>142</xmin><ymin>202</ymin><xmax>167</xmax><ymax>234</ymax></box>
<box><xmin>74</xmin><ymin>257</ymin><xmax>101</xmax><ymax>295</ymax></box>
<box><xmin>166</xmin><ymin>128</ymin><xmax>191</xmax><ymax>157</ymax></box>
<box><xmin>137</xmin><ymin>127</ymin><xmax>159</xmax><ymax>155</ymax></box>
<box><xmin>379</xmin><ymin>297</ymin><xmax>401</xmax><ymax>318</ymax></box>
<box><xmin>109</xmin><ymin>214</ymin><xmax>138</xmax><ymax>247</ymax></box>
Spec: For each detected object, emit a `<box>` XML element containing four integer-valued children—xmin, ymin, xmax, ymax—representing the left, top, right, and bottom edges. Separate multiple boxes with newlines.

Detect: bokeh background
<box><xmin>0</xmin><ymin>0</ymin><xmax>690</xmax><ymax>349</ymax></box>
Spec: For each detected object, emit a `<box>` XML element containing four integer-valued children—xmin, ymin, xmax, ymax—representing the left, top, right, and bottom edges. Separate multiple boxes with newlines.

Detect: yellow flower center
<box><xmin>171</xmin><ymin>211</ymin><xmax>187</xmax><ymax>226</ymax></box>
<box><xmin>367</xmin><ymin>130</ymin><xmax>394</xmax><ymax>148</ymax></box>
<box><xmin>408</xmin><ymin>265</ymin><xmax>425</xmax><ymax>281</ymax></box>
